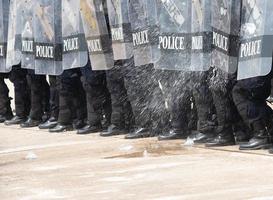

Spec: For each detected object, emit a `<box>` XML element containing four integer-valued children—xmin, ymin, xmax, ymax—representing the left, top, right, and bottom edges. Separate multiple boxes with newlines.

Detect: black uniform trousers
<box><xmin>106</xmin><ymin>60</ymin><xmax>134</xmax><ymax>130</ymax></box>
<box><xmin>0</xmin><ymin>73</ymin><xmax>12</xmax><ymax>116</ymax></box>
<box><xmin>208</xmin><ymin>67</ymin><xmax>238</xmax><ymax>134</ymax></box>
<box><xmin>27</xmin><ymin>70</ymin><xmax>50</xmax><ymax>120</ymax></box>
<box><xmin>58</xmin><ymin>69</ymin><xmax>87</xmax><ymax>125</ymax></box>
<box><xmin>232</xmin><ymin>75</ymin><xmax>272</xmax><ymax>133</ymax></box>
<box><xmin>49</xmin><ymin>76</ymin><xmax>60</xmax><ymax>119</ymax></box>
<box><xmin>160</xmin><ymin>70</ymin><xmax>191</xmax><ymax>132</ymax></box>
<box><xmin>9</xmin><ymin>65</ymin><xmax>30</xmax><ymax>118</ymax></box>
<box><xmin>81</xmin><ymin>64</ymin><xmax>111</xmax><ymax>126</ymax></box>
<box><xmin>190</xmin><ymin>71</ymin><xmax>215</xmax><ymax>131</ymax></box>
<box><xmin>123</xmin><ymin>62</ymin><xmax>166</xmax><ymax>133</ymax></box>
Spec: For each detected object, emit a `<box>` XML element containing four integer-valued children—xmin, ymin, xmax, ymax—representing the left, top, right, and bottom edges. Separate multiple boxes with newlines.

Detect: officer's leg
<box><xmin>189</xmin><ymin>72</ymin><xmax>216</xmax><ymax>143</ymax></box>
<box><xmin>49</xmin><ymin>70</ymin><xmax>76</xmax><ymax>132</ymax></box>
<box><xmin>72</xmin><ymin>73</ymin><xmax>87</xmax><ymax>129</ymax></box>
<box><xmin>124</xmin><ymin>65</ymin><xmax>155</xmax><ymax>139</ymax></box>
<box><xmin>39</xmin><ymin>76</ymin><xmax>60</xmax><ymax>129</ymax></box>
<box><xmin>5</xmin><ymin>66</ymin><xmax>30</xmax><ymax>125</ymax></box>
<box><xmin>21</xmin><ymin>72</ymin><xmax>49</xmax><ymax>128</ymax></box>
<box><xmin>78</xmin><ymin>67</ymin><xmax>108</xmax><ymax>134</ymax></box>
<box><xmin>0</xmin><ymin>73</ymin><xmax>13</xmax><ymax>122</ymax></box>
<box><xmin>101</xmin><ymin>62</ymin><xmax>133</xmax><ymax>137</ymax></box>
<box><xmin>233</xmin><ymin>77</ymin><xmax>273</xmax><ymax>150</ymax></box>
<box><xmin>205</xmin><ymin>69</ymin><xmax>235</xmax><ymax>147</ymax></box>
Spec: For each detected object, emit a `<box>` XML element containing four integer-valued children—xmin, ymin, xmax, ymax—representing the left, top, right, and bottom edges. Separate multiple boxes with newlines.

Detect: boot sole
<box><xmin>239</xmin><ymin>144</ymin><xmax>272</xmax><ymax>151</ymax></box>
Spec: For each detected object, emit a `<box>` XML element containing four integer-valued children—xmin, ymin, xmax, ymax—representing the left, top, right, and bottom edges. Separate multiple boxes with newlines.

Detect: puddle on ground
<box><xmin>105</xmin><ymin>142</ymin><xmax>197</xmax><ymax>159</ymax></box>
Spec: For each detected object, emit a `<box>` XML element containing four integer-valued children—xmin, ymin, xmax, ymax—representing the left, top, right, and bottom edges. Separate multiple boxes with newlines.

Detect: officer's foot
<box><xmin>125</xmin><ymin>128</ymin><xmax>151</xmax><ymax>139</ymax></box>
<box><xmin>77</xmin><ymin>124</ymin><xmax>102</xmax><ymax>135</ymax></box>
<box><xmin>239</xmin><ymin>130</ymin><xmax>271</xmax><ymax>150</ymax></box>
<box><xmin>158</xmin><ymin>129</ymin><xmax>187</xmax><ymax>141</ymax></box>
<box><xmin>49</xmin><ymin>123</ymin><xmax>74</xmax><ymax>133</ymax></box>
<box><xmin>100</xmin><ymin>124</ymin><xmax>126</xmax><ymax>137</ymax></box>
<box><xmin>4</xmin><ymin>116</ymin><xmax>26</xmax><ymax>126</ymax></box>
<box><xmin>20</xmin><ymin>118</ymin><xmax>42</xmax><ymax>128</ymax></box>
<box><xmin>39</xmin><ymin>117</ymin><xmax>58</xmax><ymax>129</ymax></box>
<box><xmin>0</xmin><ymin>113</ymin><xmax>13</xmax><ymax>123</ymax></box>
<box><xmin>189</xmin><ymin>131</ymin><xmax>215</xmax><ymax>144</ymax></box>
<box><xmin>205</xmin><ymin>126</ymin><xmax>235</xmax><ymax>147</ymax></box>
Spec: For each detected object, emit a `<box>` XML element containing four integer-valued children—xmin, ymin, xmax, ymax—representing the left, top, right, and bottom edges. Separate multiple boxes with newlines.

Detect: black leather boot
<box><xmin>5</xmin><ymin>116</ymin><xmax>26</xmax><ymax>126</ymax></box>
<box><xmin>77</xmin><ymin>124</ymin><xmax>102</xmax><ymax>135</ymax></box>
<box><xmin>39</xmin><ymin>117</ymin><xmax>58</xmax><ymax>129</ymax></box>
<box><xmin>49</xmin><ymin>123</ymin><xmax>73</xmax><ymax>133</ymax></box>
<box><xmin>100</xmin><ymin>124</ymin><xmax>126</xmax><ymax>137</ymax></box>
<box><xmin>205</xmin><ymin>126</ymin><xmax>235</xmax><ymax>147</ymax></box>
<box><xmin>269</xmin><ymin>148</ymin><xmax>273</xmax><ymax>154</ymax></box>
<box><xmin>125</xmin><ymin>128</ymin><xmax>152</xmax><ymax>139</ymax></box>
<box><xmin>158</xmin><ymin>129</ymin><xmax>188</xmax><ymax>141</ymax></box>
<box><xmin>239</xmin><ymin>130</ymin><xmax>272</xmax><ymax>150</ymax></box>
<box><xmin>20</xmin><ymin>118</ymin><xmax>42</xmax><ymax>128</ymax></box>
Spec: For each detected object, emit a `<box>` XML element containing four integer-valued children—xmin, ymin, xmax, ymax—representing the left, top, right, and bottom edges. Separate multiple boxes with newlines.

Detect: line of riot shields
<box><xmin>0</xmin><ymin>0</ymin><xmax>273</xmax><ymax>80</ymax></box>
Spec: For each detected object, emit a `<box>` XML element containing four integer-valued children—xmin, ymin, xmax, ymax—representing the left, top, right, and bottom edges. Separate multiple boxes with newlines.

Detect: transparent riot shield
<box><xmin>154</xmin><ymin>0</ymin><xmax>192</xmax><ymax>71</ymax></box>
<box><xmin>211</xmin><ymin>0</ymin><xmax>241</xmax><ymax>73</ymax></box>
<box><xmin>237</xmin><ymin>0</ymin><xmax>273</xmax><ymax>80</ymax></box>
<box><xmin>21</xmin><ymin>0</ymin><xmax>35</xmax><ymax>70</ymax></box>
<box><xmin>62</xmin><ymin>0</ymin><xmax>88</xmax><ymax>70</ymax></box>
<box><xmin>107</xmin><ymin>0</ymin><xmax>133</xmax><ymax>60</ymax></box>
<box><xmin>0</xmin><ymin>0</ymin><xmax>10</xmax><ymax>73</ymax></box>
<box><xmin>128</xmin><ymin>0</ymin><xmax>160</xmax><ymax>67</ymax></box>
<box><xmin>6</xmin><ymin>0</ymin><xmax>23</xmax><ymax>70</ymax></box>
<box><xmin>80</xmin><ymin>0</ymin><xmax>114</xmax><ymax>71</ymax></box>
<box><xmin>33</xmin><ymin>0</ymin><xmax>63</xmax><ymax>75</ymax></box>
<box><xmin>190</xmin><ymin>0</ymin><xmax>211</xmax><ymax>71</ymax></box>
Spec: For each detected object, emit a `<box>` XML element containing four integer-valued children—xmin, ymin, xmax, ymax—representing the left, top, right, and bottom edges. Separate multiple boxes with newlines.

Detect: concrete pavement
<box><xmin>1</xmin><ymin>124</ymin><xmax>273</xmax><ymax>200</ymax></box>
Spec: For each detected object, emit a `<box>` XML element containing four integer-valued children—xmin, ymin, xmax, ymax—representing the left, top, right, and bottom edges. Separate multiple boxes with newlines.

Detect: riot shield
<box><xmin>20</xmin><ymin>0</ymin><xmax>35</xmax><ymax>70</ymax></box>
<box><xmin>33</xmin><ymin>0</ymin><xmax>63</xmax><ymax>75</ymax></box>
<box><xmin>0</xmin><ymin>0</ymin><xmax>10</xmax><ymax>73</ymax></box>
<box><xmin>128</xmin><ymin>0</ymin><xmax>160</xmax><ymax>67</ymax></box>
<box><xmin>237</xmin><ymin>0</ymin><xmax>273</xmax><ymax>80</ymax></box>
<box><xmin>62</xmin><ymin>0</ymin><xmax>88</xmax><ymax>70</ymax></box>
<box><xmin>190</xmin><ymin>0</ymin><xmax>211</xmax><ymax>71</ymax></box>
<box><xmin>107</xmin><ymin>0</ymin><xmax>133</xmax><ymax>60</ymax></box>
<box><xmin>80</xmin><ymin>0</ymin><xmax>114</xmax><ymax>71</ymax></box>
<box><xmin>211</xmin><ymin>0</ymin><xmax>241</xmax><ymax>73</ymax></box>
<box><xmin>6</xmin><ymin>0</ymin><xmax>23</xmax><ymax>70</ymax></box>
<box><xmin>154</xmin><ymin>0</ymin><xmax>192</xmax><ymax>71</ymax></box>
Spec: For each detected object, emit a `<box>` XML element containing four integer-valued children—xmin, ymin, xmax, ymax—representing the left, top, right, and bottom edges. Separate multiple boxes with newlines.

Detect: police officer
<box><xmin>100</xmin><ymin>59</ymin><xmax>135</xmax><ymax>137</ymax></box>
<box><xmin>124</xmin><ymin>63</ymin><xmax>165</xmax><ymax>139</ymax></box>
<box><xmin>233</xmin><ymin>74</ymin><xmax>273</xmax><ymax>150</ymax></box>
<box><xmin>39</xmin><ymin>76</ymin><xmax>60</xmax><ymax>129</ymax></box>
<box><xmin>20</xmin><ymin>71</ymin><xmax>50</xmax><ymax>128</ymax></box>
<box><xmin>204</xmin><ymin>68</ymin><xmax>236</xmax><ymax>147</ymax></box>
<box><xmin>49</xmin><ymin>69</ymin><xmax>87</xmax><ymax>133</ymax></box>
<box><xmin>77</xmin><ymin>61</ymin><xmax>112</xmax><ymax>135</ymax></box>
<box><xmin>5</xmin><ymin>64</ymin><xmax>31</xmax><ymax>125</ymax></box>
<box><xmin>0</xmin><ymin>73</ymin><xmax>13</xmax><ymax>122</ymax></box>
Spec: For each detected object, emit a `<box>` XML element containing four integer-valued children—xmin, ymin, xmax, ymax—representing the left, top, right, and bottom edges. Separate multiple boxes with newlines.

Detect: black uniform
<box><xmin>5</xmin><ymin>65</ymin><xmax>31</xmax><ymax>125</ymax></box>
<box><xmin>38</xmin><ymin>75</ymin><xmax>60</xmax><ymax>129</ymax></box>
<box><xmin>205</xmin><ymin>68</ymin><xmax>237</xmax><ymax>147</ymax></box>
<box><xmin>77</xmin><ymin>63</ymin><xmax>111</xmax><ymax>134</ymax></box>
<box><xmin>124</xmin><ymin>63</ymin><xmax>167</xmax><ymax>139</ymax></box>
<box><xmin>0</xmin><ymin>73</ymin><xmax>13</xmax><ymax>122</ymax></box>
<box><xmin>233</xmin><ymin>74</ymin><xmax>273</xmax><ymax>150</ymax></box>
<box><xmin>100</xmin><ymin>59</ymin><xmax>134</xmax><ymax>137</ymax></box>
<box><xmin>49</xmin><ymin>69</ymin><xmax>87</xmax><ymax>132</ymax></box>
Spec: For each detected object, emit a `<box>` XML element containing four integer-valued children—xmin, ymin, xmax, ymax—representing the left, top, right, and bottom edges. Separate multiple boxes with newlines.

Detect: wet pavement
<box><xmin>1</xmin><ymin>124</ymin><xmax>273</xmax><ymax>200</ymax></box>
